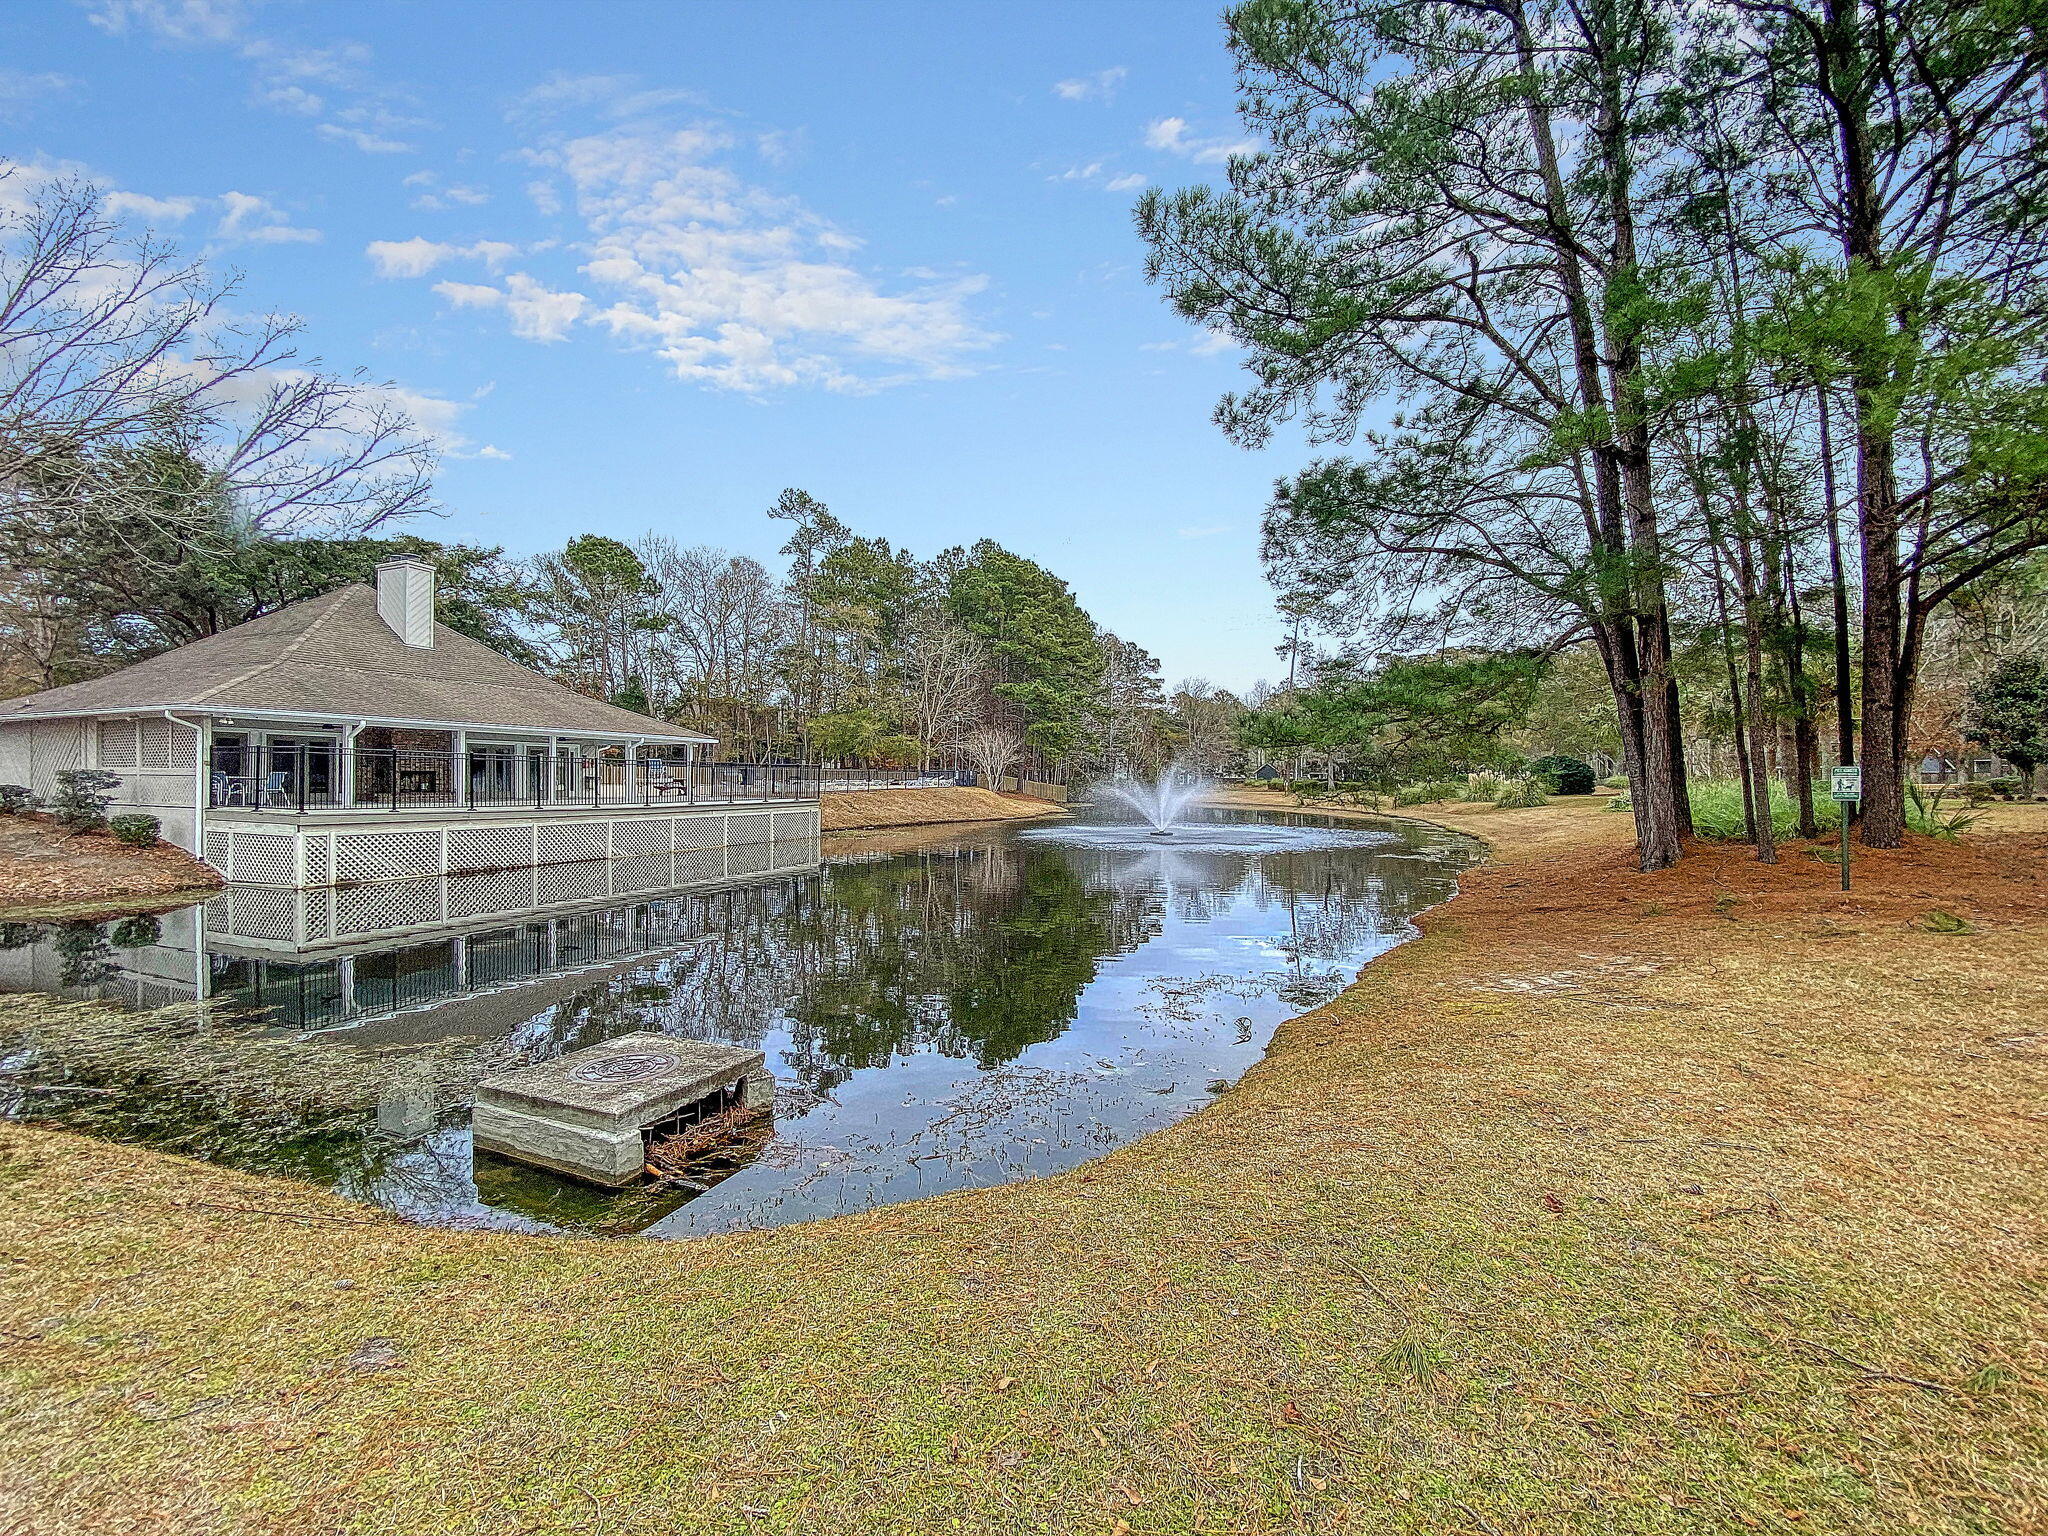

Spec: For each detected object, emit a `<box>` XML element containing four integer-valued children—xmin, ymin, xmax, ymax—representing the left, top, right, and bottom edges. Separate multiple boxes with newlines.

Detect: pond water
<box><xmin>0</xmin><ymin>809</ymin><xmax>1479</xmax><ymax>1237</ymax></box>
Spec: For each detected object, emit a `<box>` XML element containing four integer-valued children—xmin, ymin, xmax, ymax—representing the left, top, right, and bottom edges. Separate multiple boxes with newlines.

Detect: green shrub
<box><xmin>49</xmin><ymin>768</ymin><xmax>120</xmax><ymax>831</ymax></box>
<box><xmin>109</xmin><ymin>813</ymin><xmax>161</xmax><ymax>847</ymax></box>
<box><xmin>1525</xmin><ymin>754</ymin><xmax>1596</xmax><ymax>794</ymax></box>
<box><xmin>1985</xmin><ymin>775</ymin><xmax>2024</xmax><ymax>799</ymax></box>
<box><xmin>1493</xmin><ymin>776</ymin><xmax>1548</xmax><ymax>809</ymax></box>
<box><xmin>1391</xmin><ymin>779</ymin><xmax>1462</xmax><ymax>806</ymax></box>
<box><xmin>1600</xmin><ymin>775</ymin><xmax>1628</xmax><ymax>789</ymax></box>
<box><xmin>0</xmin><ymin>784</ymin><xmax>33</xmax><ymax>814</ymax></box>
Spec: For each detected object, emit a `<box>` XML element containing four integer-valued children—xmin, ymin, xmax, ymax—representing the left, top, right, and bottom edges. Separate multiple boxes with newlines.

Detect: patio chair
<box><xmin>211</xmin><ymin>772</ymin><xmax>250</xmax><ymax>807</ymax></box>
<box><xmin>259</xmin><ymin>770</ymin><xmax>291</xmax><ymax>807</ymax></box>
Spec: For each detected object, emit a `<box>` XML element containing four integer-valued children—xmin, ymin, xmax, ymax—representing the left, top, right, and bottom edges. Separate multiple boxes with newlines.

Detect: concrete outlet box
<box><xmin>472</xmin><ymin>1032</ymin><xmax>771</xmax><ymax>1187</ymax></box>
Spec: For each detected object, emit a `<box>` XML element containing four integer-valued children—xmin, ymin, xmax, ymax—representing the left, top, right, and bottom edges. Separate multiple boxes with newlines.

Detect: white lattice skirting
<box><xmin>203</xmin><ymin>837</ymin><xmax>823</xmax><ymax>947</ymax></box>
<box><xmin>200</xmin><ymin>807</ymin><xmax>819</xmax><ymax>889</ymax></box>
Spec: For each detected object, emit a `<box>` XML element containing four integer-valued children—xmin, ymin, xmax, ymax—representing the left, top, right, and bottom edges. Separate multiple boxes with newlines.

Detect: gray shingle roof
<box><xmin>0</xmin><ymin>584</ymin><xmax>714</xmax><ymax>743</ymax></box>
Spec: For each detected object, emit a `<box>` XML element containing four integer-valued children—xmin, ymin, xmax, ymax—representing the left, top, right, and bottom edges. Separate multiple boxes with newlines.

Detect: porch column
<box><xmin>452</xmin><ymin>727</ymin><xmax>468</xmax><ymax>807</ymax></box>
<box><xmin>341</xmin><ymin>723</ymin><xmax>359</xmax><ymax>807</ymax></box>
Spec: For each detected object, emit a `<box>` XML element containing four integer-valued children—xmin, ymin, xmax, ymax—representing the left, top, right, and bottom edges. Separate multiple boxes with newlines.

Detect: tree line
<box><xmin>1140</xmin><ymin>0</ymin><xmax>2048</xmax><ymax>866</ymax></box>
<box><xmin>0</xmin><ymin>173</ymin><xmax>1249</xmax><ymax>779</ymax></box>
<box><xmin>0</xmin><ymin>449</ymin><xmax>1250</xmax><ymax>777</ymax></box>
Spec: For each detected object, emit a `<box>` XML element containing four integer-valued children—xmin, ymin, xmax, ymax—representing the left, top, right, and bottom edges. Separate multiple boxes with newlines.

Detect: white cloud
<box><xmin>432</xmin><ymin>273</ymin><xmax>587</xmax><ymax>342</ymax></box>
<box><xmin>1056</xmin><ymin>163</ymin><xmax>1147</xmax><ymax>195</ymax></box>
<box><xmin>406</xmin><ymin>172</ymin><xmax>490</xmax><ymax>211</ymax></box>
<box><xmin>756</xmin><ymin>129</ymin><xmax>803</xmax><ymax>167</ymax></box>
<box><xmin>367</xmin><ymin>237</ymin><xmax>522</xmax><ymax>278</ymax></box>
<box><xmin>433</xmin><ymin>280</ymin><xmax>503</xmax><ymax>308</ymax></box>
<box><xmin>215</xmin><ymin>190</ymin><xmax>320</xmax><ymax>244</ymax></box>
<box><xmin>1053</xmin><ymin>66</ymin><xmax>1127</xmax><ymax>102</ymax></box>
<box><xmin>85</xmin><ymin>0</ymin><xmax>428</xmax><ymax>156</ymax></box>
<box><xmin>510</xmin><ymin>72</ymin><xmax>703</xmax><ymax>125</ymax></box>
<box><xmin>0</xmin><ymin>70</ymin><xmax>75</xmax><ymax>119</ymax></box>
<box><xmin>85</xmin><ymin>0</ymin><xmax>250</xmax><ymax>45</ymax></box>
<box><xmin>106</xmin><ymin>190</ymin><xmax>199</xmax><ymax>224</ymax></box>
<box><xmin>316</xmin><ymin>122</ymin><xmax>410</xmax><ymax>154</ymax></box>
<box><xmin>257</xmin><ymin>83</ymin><xmax>323</xmax><ymax>115</ymax></box>
<box><xmin>443</xmin><ymin>123</ymin><xmax>994</xmax><ymax>391</ymax></box>
<box><xmin>367</xmin><ymin>237</ymin><xmax>463</xmax><ymax>278</ymax></box>
<box><xmin>1144</xmin><ymin>116</ymin><xmax>1256</xmax><ymax>165</ymax></box>
<box><xmin>1142</xmin><ymin>328</ymin><xmax>1238</xmax><ymax>356</ymax></box>
<box><xmin>5</xmin><ymin>157</ymin><xmax>313</xmax><ymax>246</ymax></box>
<box><xmin>372</xmin><ymin>380</ymin><xmax>506</xmax><ymax>460</ymax></box>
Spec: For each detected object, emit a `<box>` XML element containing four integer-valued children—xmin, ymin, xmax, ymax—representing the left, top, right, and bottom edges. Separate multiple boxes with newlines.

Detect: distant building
<box><xmin>0</xmin><ymin>558</ymin><xmax>818</xmax><ymax>890</ymax></box>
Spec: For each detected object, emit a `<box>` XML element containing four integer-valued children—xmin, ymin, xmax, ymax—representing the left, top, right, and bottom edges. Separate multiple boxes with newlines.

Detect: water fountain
<box><xmin>1100</xmin><ymin>763</ymin><xmax>1214</xmax><ymax>837</ymax></box>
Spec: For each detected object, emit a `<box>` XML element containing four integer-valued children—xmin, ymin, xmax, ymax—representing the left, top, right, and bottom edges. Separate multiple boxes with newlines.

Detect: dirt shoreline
<box><xmin>2</xmin><ymin>796</ymin><xmax>2043</xmax><ymax>1533</ymax></box>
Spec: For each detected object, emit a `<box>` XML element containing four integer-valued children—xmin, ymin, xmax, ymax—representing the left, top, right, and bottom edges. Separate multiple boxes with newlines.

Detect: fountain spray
<box><xmin>1099</xmin><ymin>763</ymin><xmax>1214</xmax><ymax>836</ymax></box>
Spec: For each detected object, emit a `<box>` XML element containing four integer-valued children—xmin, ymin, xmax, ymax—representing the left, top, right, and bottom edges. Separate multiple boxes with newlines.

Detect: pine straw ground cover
<box><xmin>2</xmin><ymin>798</ymin><xmax>2045</xmax><ymax>1535</ymax></box>
<box><xmin>0</xmin><ymin>813</ymin><xmax>221</xmax><ymax>917</ymax></box>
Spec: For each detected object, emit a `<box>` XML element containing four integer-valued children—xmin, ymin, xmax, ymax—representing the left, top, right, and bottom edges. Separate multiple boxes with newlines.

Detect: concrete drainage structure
<box><xmin>471</xmin><ymin>1032</ymin><xmax>772</xmax><ymax>1187</ymax></box>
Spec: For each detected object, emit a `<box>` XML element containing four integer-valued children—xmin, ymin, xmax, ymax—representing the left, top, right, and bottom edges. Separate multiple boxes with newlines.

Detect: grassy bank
<box><xmin>816</xmin><ymin>784</ymin><xmax>1063</xmax><ymax>831</ymax></box>
<box><xmin>3</xmin><ymin>798</ymin><xmax>2044</xmax><ymax>1534</ymax></box>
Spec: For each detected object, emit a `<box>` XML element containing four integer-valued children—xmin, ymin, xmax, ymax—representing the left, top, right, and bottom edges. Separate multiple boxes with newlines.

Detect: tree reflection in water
<box><xmin>0</xmin><ymin>811</ymin><xmax>1478</xmax><ymax>1236</ymax></box>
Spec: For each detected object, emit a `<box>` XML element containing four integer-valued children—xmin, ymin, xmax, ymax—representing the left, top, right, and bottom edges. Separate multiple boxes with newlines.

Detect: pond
<box><xmin>0</xmin><ymin>808</ymin><xmax>1480</xmax><ymax>1237</ymax></box>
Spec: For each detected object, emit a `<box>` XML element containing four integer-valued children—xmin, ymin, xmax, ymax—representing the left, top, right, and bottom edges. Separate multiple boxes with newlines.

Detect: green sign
<box><xmin>1830</xmin><ymin>765</ymin><xmax>1862</xmax><ymax>802</ymax></box>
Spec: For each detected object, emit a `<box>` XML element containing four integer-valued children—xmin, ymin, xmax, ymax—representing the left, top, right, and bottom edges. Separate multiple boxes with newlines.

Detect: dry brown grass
<box><xmin>816</xmin><ymin>785</ymin><xmax>1064</xmax><ymax>832</ymax></box>
<box><xmin>2</xmin><ymin>796</ymin><xmax>2044</xmax><ymax>1534</ymax></box>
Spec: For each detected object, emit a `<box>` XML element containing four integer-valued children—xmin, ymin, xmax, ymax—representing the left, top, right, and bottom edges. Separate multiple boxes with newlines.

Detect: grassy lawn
<box><xmin>2</xmin><ymin>796</ymin><xmax>2044</xmax><ymax>1534</ymax></box>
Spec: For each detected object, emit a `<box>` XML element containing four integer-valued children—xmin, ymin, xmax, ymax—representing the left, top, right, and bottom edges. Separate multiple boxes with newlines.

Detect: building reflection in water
<box><xmin>0</xmin><ymin>814</ymin><xmax>1479</xmax><ymax>1237</ymax></box>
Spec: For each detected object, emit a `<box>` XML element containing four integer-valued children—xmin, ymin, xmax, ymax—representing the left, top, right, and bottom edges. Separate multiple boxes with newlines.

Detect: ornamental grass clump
<box><xmin>1461</xmin><ymin>773</ymin><xmax>1509</xmax><ymax>802</ymax></box>
<box><xmin>1638</xmin><ymin>779</ymin><xmax>1982</xmax><ymax>841</ymax></box>
<box><xmin>1492</xmin><ymin>776</ymin><xmax>1548</xmax><ymax>809</ymax></box>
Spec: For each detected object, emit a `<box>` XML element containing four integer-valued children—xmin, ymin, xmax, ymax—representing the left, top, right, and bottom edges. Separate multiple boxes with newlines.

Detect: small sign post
<box><xmin>1830</xmin><ymin>765</ymin><xmax>1862</xmax><ymax>891</ymax></box>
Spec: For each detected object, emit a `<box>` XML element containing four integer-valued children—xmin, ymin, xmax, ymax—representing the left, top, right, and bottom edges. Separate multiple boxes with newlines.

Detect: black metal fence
<box><xmin>207</xmin><ymin>745</ymin><xmax>823</xmax><ymax>811</ymax></box>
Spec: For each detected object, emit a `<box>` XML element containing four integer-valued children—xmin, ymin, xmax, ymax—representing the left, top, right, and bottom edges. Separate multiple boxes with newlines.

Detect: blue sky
<box><xmin>6</xmin><ymin>0</ymin><xmax>1307</xmax><ymax>693</ymax></box>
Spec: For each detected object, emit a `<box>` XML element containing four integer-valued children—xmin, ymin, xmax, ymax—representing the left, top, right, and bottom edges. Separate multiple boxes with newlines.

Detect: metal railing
<box><xmin>807</xmin><ymin>766</ymin><xmax>975</xmax><ymax>792</ymax></box>
<box><xmin>208</xmin><ymin>746</ymin><xmax>818</xmax><ymax>812</ymax></box>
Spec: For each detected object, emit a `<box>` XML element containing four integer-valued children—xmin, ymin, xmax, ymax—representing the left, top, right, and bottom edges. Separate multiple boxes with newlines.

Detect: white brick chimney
<box><xmin>375</xmin><ymin>557</ymin><xmax>436</xmax><ymax>648</ymax></box>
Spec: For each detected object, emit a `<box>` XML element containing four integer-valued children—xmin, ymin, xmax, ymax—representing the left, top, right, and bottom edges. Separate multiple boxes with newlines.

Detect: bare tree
<box><xmin>961</xmin><ymin>726</ymin><xmax>1023</xmax><ymax>791</ymax></box>
<box><xmin>1</xmin><ymin>174</ymin><xmax>436</xmax><ymax>562</ymax></box>
<box><xmin>637</xmin><ymin>538</ymin><xmax>791</xmax><ymax>756</ymax></box>
<box><xmin>902</xmin><ymin>611</ymin><xmax>982</xmax><ymax>769</ymax></box>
